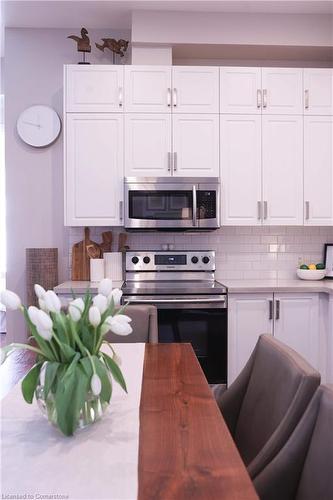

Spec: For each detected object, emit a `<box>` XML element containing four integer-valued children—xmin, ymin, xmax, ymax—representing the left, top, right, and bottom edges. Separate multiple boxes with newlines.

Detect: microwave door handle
<box><xmin>192</xmin><ymin>185</ymin><xmax>197</xmax><ymax>227</ymax></box>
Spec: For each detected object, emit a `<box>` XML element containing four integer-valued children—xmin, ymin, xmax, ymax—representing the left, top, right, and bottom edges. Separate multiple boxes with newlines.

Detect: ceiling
<box><xmin>3</xmin><ymin>1</ymin><xmax>333</xmax><ymax>29</ymax></box>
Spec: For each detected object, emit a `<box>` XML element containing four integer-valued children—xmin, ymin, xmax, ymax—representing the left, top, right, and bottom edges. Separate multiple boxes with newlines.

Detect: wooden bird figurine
<box><xmin>96</xmin><ymin>38</ymin><xmax>129</xmax><ymax>59</ymax></box>
<box><xmin>68</xmin><ymin>27</ymin><xmax>91</xmax><ymax>53</ymax></box>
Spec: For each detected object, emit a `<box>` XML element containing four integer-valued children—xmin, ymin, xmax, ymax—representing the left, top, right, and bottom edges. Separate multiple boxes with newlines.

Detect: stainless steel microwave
<box><xmin>124</xmin><ymin>177</ymin><xmax>220</xmax><ymax>231</ymax></box>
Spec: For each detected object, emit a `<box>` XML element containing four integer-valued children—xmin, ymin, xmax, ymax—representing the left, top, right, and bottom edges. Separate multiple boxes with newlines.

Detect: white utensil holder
<box><xmin>90</xmin><ymin>259</ymin><xmax>105</xmax><ymax>282</ymax></box>
<box><xmin>104</xmin><ymin>252</ymin><xmax>123</xmax><ymax>281</ymax></box>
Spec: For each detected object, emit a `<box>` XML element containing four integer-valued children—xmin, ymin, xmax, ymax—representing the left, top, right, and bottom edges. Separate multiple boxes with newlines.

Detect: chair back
<box><xmin>105</xmin><ymin>304</ymin><xmax>158</xmax><ymax>343</ymax></box>
<box><xmin>220</xmin><ymin>335</ymin><xmax>320</xmax><ymax>478</ymax></box>
<box><xmin>254</xmin><ymin>385</ymin><xmax>333</xmax><ymax>500</ymax></box>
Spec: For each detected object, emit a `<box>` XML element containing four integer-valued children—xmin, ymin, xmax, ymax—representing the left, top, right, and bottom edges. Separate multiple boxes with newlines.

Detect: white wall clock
<box><xmin>17</xmin><ymin>105</ymin><xmax>61</xmax><ymax>147</ymax></box>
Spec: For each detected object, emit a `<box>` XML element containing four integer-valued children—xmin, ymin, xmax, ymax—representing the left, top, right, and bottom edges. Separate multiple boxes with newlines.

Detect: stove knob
<box><xmin>131</xmin><ymin>256</ymin><xmax>139</xmax><ymax>264</ymax></box>
<box><xmin>202</xmin><ymin>256</ymin><xmax>210</xmax><ymax>264</ymax></box>
<box><xmin>191</xmin><ymin>256</ymin><xmax>199</xmax><ymax>264</ymax></box>
<box><xmin>143</xmin><ymin>256</ymin><xmax>151</xmax><ymax>264</ymax></box>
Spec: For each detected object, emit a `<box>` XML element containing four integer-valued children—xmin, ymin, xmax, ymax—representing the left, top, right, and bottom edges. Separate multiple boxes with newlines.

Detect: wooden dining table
<box><xmin>1</xmin><ymin>343</ymin><xmax>258</xmax><ymax>500</ymax></box>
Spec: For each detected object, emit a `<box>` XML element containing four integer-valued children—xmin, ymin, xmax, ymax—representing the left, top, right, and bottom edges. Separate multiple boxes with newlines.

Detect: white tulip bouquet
<box><xmin>0</xmin><ymin>279</ymin><xmax>132</xmax><ymax>436</ymax></box>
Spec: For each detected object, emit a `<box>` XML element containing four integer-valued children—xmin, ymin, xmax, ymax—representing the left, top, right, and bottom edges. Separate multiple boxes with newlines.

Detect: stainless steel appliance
<box><xmin>124</xmin><ymin>177</ymin><xmax>220</xmax><ymax>231</ymax></box>
<box><xmin>121</xmin><ymin>250</ymin><xmax>228</xmax><ymax>384</ymax></box>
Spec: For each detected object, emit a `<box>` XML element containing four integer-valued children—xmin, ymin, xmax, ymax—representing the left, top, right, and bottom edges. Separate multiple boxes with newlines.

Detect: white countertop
<box><xmin>222</xmin><ymin>278</ymin><xmax>333</xmax><ymax>294</ymax></box>
<box><xmin>55</xmin><ymin>278</ymin><xmax>333</xmax><ymax>296</ymax></box>
<box><xmin>54</xmin><ymin>280</ymin><xmax>124</xmax><ymax>295</ymax></box>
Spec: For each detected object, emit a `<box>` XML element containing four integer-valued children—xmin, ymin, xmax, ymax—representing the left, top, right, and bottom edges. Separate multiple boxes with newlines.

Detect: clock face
<box><xmin>17</xmin><ymin>105</ymin><xmax>61</xmax><ymax>147</ymax></box>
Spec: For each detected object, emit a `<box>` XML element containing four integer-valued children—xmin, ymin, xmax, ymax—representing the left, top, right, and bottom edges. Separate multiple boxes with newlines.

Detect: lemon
<box><xmin>308</xmin><ymin>264</ymin><xmax>316</xmax><ymax>270</ymax></box>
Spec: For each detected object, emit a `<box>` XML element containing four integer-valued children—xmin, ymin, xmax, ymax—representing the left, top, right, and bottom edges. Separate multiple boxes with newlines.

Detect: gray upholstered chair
<box><xmin>105</xmin><ymin>304</ymin><xmax>158</xmax><ymax>344</ymax></box>
<box><xmin>214</xmin><ymin>334</ymin><xmax>320</xmax><ymax>479</ymax></box>
<box><xmin>254</xmin><ymin>384</ymin><xmax>333</xmax><ymax>500</ymax></box>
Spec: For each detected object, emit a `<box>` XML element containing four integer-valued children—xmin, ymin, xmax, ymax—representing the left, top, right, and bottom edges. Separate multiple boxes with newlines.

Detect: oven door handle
<box><xmin>192</xmin><ymin>185</ymin><xmax>197</xmax><ymax>227</ymax></box>
<box><xmin>125</xmin><ymin>297</ymin><xmax>226</xmax><ymax>304</ymax></box>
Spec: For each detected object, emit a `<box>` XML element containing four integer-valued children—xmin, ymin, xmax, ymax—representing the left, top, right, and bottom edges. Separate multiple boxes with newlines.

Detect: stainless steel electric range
<box><xmin>121</xmin><ymin>251</ymin><xmax>228</xmax><ymax>384</ymax></box>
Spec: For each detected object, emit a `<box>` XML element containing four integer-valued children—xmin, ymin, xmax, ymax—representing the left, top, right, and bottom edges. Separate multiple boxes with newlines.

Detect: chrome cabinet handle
<box><xmin>305</xmin><ymin>201</ymin><xmax>310</xmax><ymax>220</ymax></box>
<box><xmin>269</xmin><ymin>300</ymin><xmax>273</xmax><ymax>320</ymax></box>
<box><xmin>305</xmin><ymin>89</ymin><xmax>309</xmax><ymax>110</ymax></box>
<box><xmin>173</xmin><ymin>152</ymin><xmax>177</xmax><ymax>172</ymax></box>
<box><xmin>168</xmin><ymin>152</ymin><xmax>172</xmax><ymax>172</ymax></box>
<box><xmin>192</xmin><ymin>185</ymin><xmax>197</xmax><ymax>227</ymax></box>
<box><xmin>173</xmin><ymin>88</ymin><xmax>177</xmax><ymax>107</ymax></box>
<box><xmin>257</xmin><ymin>201</ymin><xmax>262</xmax><ymax>220</ymax></box>
<box><xmin>257</xmin><ymin>89</ymin><xmax>262</xmax><ymax>108</ymax></box>
<box><xmin>118</xmin><ymin>87</ymin><xmax>123</xmax><ymax>107</ymax></box>
<box><xmin>167</xmin><ymin>88</ymin><xmax>171</xmax><ymax>107</ymax></box>
<box><xmin>263</xmin><ymin>89</ymin><xmax>267</xmax><ymax>108</ymax></box>
<box><xmin>264</xmin><ymin>201</ymin><xmax>268</xmax><ymax>220</ymax></box>
<box><xmin>119</xmin><ymin>200</ymin><xmax>123</xmax><ymax>221</ymax></box>
<box><xmin>275</xmin><ymin>299</ymin><xmax>280</xmax><ymax>320</ymax></box>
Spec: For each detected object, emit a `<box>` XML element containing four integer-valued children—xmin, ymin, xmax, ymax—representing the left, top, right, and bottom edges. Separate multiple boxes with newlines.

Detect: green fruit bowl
<box><xmin>296</xmin><ymin>269</ymin><xmax>326</xmax><ymax>280</ymax></box>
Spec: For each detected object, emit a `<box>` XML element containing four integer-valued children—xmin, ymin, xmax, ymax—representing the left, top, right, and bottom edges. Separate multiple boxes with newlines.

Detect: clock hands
<box><xmin>22</xmin><ymin>120</ymin><xmax>41</xmax><ymax>128</ymax></box>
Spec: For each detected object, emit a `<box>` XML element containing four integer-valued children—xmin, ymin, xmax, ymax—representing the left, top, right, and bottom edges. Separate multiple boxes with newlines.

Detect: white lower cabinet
<box><xmin>65</xmin><ymin>113</ymin><xmax>124</xmax><ymax>226</ymax></box>
<box><xmin>228</xmin><ymin>292</ymin><xmax>322</xmax><ymax>385</ymax></box>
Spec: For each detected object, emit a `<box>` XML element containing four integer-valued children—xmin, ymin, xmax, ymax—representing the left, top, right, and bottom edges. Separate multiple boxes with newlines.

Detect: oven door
<box><xmin>125</xmin><ymin>181</ymin><xmax>197</xmax><ymax>230</ymax></box>
<box><xmin>125</xmin><ymin>295</ymin><xmax>227</xmax><ymax>384</ymax></box>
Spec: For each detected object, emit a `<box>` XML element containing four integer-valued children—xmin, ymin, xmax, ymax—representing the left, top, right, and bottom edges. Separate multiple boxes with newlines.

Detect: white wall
<box><xmin>4</xmin><ymin>27</ymin><xmax>130</xmax><ymax>342</ymax></box>
<box><xmin>132</xmin><ymin>10</ymin><xmax>333</xmax><ymax>47</ymax></box>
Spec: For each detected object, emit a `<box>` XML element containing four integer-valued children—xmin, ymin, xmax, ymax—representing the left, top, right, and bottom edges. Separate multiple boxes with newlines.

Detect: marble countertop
<box><xmin>222</xmin><ymin>279</ymin><xmax>333</xmax><ymax>294</ymax></box>
<box><xmin>55</xmin><ymin>279</ymin><xmax>333</xmax><ymax>296</ymax></box>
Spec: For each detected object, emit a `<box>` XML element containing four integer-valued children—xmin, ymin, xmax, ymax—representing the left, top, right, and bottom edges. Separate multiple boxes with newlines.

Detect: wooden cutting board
<box><xmin>71</xmin><ymin>227</ymin><xmax>100</xmax><ymax>281</ymax></box>
<box><xmin>100</xmin><ymin>231</ymin><xmax>113</xmax><ymax>254</ymax></box>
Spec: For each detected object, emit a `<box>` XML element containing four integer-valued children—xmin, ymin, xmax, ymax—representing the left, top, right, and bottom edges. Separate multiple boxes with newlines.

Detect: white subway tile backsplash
<box><xmin>68</xmin><ymin>226</ymin><xmax>333</xmax><ymax>282</ymax></box>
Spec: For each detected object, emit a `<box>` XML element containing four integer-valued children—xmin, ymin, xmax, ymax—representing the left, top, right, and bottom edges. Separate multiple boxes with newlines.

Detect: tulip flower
<box><xmin>37</xmin><ymin>328</ymin><xmax>53</xmax><ymax>341</ymax></box>
<box><xmin>98</xmin><ymin>278</ymin><xmax>113</xmax><ymax>297</ymax></box>
<box><xmin>38</xmin><ymin>298</ymin><xmax>49</xmax><ymax>313</ymax></box>
<box><xmin>34</xmin><ymin>284</ymin><xmax>46</xmax><ymax>299</ymax></box>
<box><xmin>105</xmin><ymin>314</ymin><xmax>132</xmax><ymax>336</ymax></box>
<box><xmin>89</xmin><ymin>306</ymin><xmax>101</xmax><ymax>327</ymax></box>
<box><xmin>37</xmin><ymin>310</ymin><xmax>53</xmax><ymax>331</ymax></box>
<box><xmin>107</xmin><ymin>288</ymin><xmax>123</xmax><ymax>307</ymax></box>
<box><xmin>91</xmin><ymin>373</ymin><xmax>102</xmax><ymax>396</ymax></box>
<box><xmin>0</xmin><ymin>348</ymin><xmax>6</xmax><ymax>365</ymax></box>
<box><xmin>44</xmin><ymin>290</ymin><xmax>61</xmax><ymax>313</ymax></box>
<box><xmin>93</xmin><ymin>294</ymin><xmax>108</xmax><ymax>314</ymax></box>
<box><xmin>68</xmin><ymin>298</ymin><xmax>84</xmax><ymax>322</ymax></box>
<box><xmin>28</xmin><ymin>306</ymin><xmax>40</xmax><ymax>326</ymax></box>
<box><xmin>0</xmin><ymin>290</ymin><xmax>22</xmax><ymax>310</ymax></box>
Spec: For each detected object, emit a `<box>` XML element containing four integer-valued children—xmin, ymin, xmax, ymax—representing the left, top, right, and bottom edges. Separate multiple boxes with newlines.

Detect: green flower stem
<box><xmin>102</xmin><ymin>339</ymin><xmax>115</xmax><ymax>356</ymax></box>
<box><xmin>7</xmin><ymin>343</ymin><xmax>45</xmax><ymax>357</ymax></box>
<box><xmin>56</xmin><ymin>313</ymin><xmax>71</xmax><ymax>346</ymax></box>
<box><xmin>48</xmin><ymin>340</ymin><xmax>60</xmax><ymax>362</ymax></box>
<box><xmin>52</xmin><ymin>332</ymin><xmax>69</xmax><ymax>361</ymax></box>
<box><xmin>70</xmin><ymin>322</ymin><xmax>86</xmax><ymax>356</ymax></box>
<box><xmin>84</xmin><ymin>347</ymin><xmax>97</xmax><ymax>375</ymax></box>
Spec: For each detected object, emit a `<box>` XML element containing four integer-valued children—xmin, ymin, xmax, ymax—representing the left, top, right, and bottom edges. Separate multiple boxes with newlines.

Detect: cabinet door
<box><xmin>124</xmin><ymin>66</ymin><xmax>172</xmax><ymax>113</ymax></box>
<box><xmin>65</xmin><ymin>114</ymin><xmax>123</xmax><ymax>226</ymax></box>
<box><xmin>262</xmin><ymin>68</ymin><xmax>303</xmax><ymax>115</ymax></box>
<box><xmin>172</xmin><ymin>114</ymin><xmax>219</xmax><ymax>176</ymax></box>
<box><xmin>220</xmin><ymin>115</ymin><xmax>262</xmax><ymax>225</ymax></box>
<box><xmin>304</xmin><ymin>69</ymin><xmax>333</xmax><ymax>115</ymax></box>
<box><xmin>228</xmin><ymin>294</ymin><xmax>273</xmax><ymax>384</ymax></box>
<box><xmin>262</xmin><ymin>115</ymin><xmax>303</xmax><ymax>225</ymax></box>
<box><xmin>65</xmin><ymin>65</ymin><xmax>124</xmax><ymax>113</ymax></box>
<box><xmin>172</xmin><ymin>66</ymin><xmax>219</xmax><ymax>113</ymax></box>
<box><xmin>124</xmin><ymin>114</ymin><xmax>172</xmax><ymax>177</ymax></box>
<box><xmin>304</xmin><ymin>116</ymin><xmax>333</xmax><ymax>225</ymax></box>
<box><xmin>220</xmin><ymin>67</ymin><xmax>262</xmax><ymax>114</ymax></box>
<box><xmin>274</xmin><ymin>293</ymin><xmax>320</xmax><ymax>371</ymax></box>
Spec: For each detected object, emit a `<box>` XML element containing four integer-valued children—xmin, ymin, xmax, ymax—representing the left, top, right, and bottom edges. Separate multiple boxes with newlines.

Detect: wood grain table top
<box><xmin>1</xmin><ymin>343</ymin><xmax>258</xmax><ymax>500</ymax></box>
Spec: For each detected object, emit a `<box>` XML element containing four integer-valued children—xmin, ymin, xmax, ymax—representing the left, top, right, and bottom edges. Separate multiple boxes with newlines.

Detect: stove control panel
<box><xmin>126</xmin><ymin>251</ymin><xmax>215</xmax><ymax>272</ymax></box>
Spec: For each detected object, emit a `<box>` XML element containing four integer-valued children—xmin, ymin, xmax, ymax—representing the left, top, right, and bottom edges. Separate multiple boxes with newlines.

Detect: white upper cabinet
<box><xmin>172</xmin><ymin>114</ymin><xmax>219</xmax><ymax>176</ymax></box>
<box><xmin>65</xmin><ymin>113</ymin><xmax>124</xmax><ymax>226</ymax></box>
<box><xmin>65</xmin><ymin>65</ymin><xmax>124</xmax><ymax>113</ymax></box>
<box><xmin>220</xmin><ymin>67</ymin><xmax>262</xmax><ymax>114</ymax></box>
<box><xmin>124</xmin><ymin>114</ymin><xmax>172</xmax><ymax>177</ymax></box>
<box><xmin>262</xmin><ymin>115</ymin><xmax>303</xmax><ymax>225</ymax></box>
<box><xmin>304</xmin><ymin>116</ymin><xmax>333</xmax><ymax>225</ymax></box>
<box><xmin>261</xmin><ymin>68</ymin><xmax>303</xmax><ymax>114</ymax></box>
<box><xmin>274</xmin><ymin>293</ymin><xmax>320</xmax><ymax>371</ymax></box>
<box><xmin>124</xmin><ymin>66</ymin><xmax>172</xmax><ymax>113</ymax></box>
<box><xmin>304</xmin><ymin>69</ymin><xmax>333</xmax><ymax>115</ymax></box>
<box><xmin>172</xmin><ymin>66</ymin><xmax>219</xmax><ymax>113</ymax></box>
<box><xmin>220</xmin><ymin>115</ymin><xmax>262</xmax><ymax>225</ymax></box>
